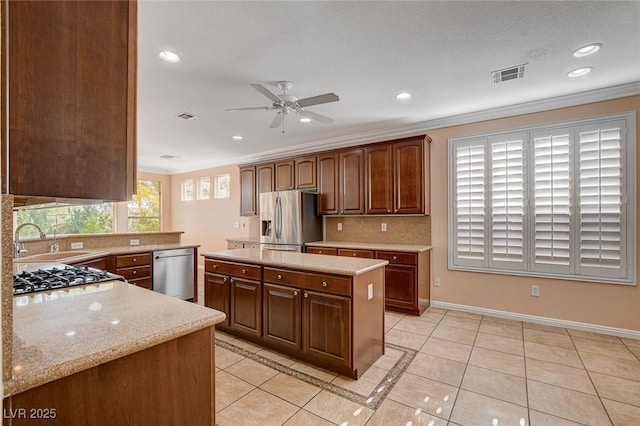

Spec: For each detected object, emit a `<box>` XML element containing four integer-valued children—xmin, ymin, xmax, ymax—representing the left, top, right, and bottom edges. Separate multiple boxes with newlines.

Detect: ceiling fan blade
<box><xmin>296</xmin><ymin>93</ymin><xmax>339</xmax><ymax>108</ymax></box>
<box><xmin>225</xmin><ymin>106</ymin><xmax>272</xmax><ymax>111</ymax></box>
<box><xmin>301</xmin><ymin>110</ymin><xmax>334</xmax><ymax>124</ymax></box>
<box><xmin>251</xmin><ymin>83</ymin><xmax>282</xmax><ymax>103</ymax></box>
<box><xmin>270</xmin><ymin>112</ymin><xmax>284</xmax><ymax>128</ymax></box>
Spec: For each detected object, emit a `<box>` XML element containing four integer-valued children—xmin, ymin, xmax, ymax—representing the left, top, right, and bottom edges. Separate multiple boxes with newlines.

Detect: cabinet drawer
<box><xmin>263</xmin><ymin>267</ymin><xmax>351</xmax><ymax>297</ymax></box>
<box><xmin>116</xmin><ymin>253</ymin><xmax>151</xmax><ymax>268</ymax></box>
<box><xmin>338</xmin><ymin>249</ymin><xmax>375</xmax><ymax>259</ymax></box>
<box><xmin>117</xmin><ymin>265</ymin><xmax>151</xmax><ymax>281</ymax></box>
<box><xmin>227</xmin><ymin>241</ymin><xmax>243</xmax><ymax>249</ymax></box>
<box><xmin>129</xmin><ymin>276</ymin><xmax>152</xmax><ymax>290</ymax></box>
<box><xmin>375</xmin><ymin>251</ymin><xmax>417</xmax><ymax>265</ymax></box>
<box><xmin>306</xmin><ymin>247</ymin><xmax>337</xmax><ymax>256</ymax></box>
<box><xmin>204</xmin><ymin>259</ymin><xmax>261</xmax><ymax>280</ymax></box>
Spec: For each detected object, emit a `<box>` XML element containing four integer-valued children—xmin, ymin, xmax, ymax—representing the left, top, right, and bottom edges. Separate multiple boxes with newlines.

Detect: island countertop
<box><xmin>202</xmin><ymin>248</ymin><xmax>388</xmax><ymax>276</ymax></box>
<box><xmin>306</xmin><ymin>240</ymin><xmax>432</xmax><ymax>253</ymax></box>
<box><xmin>5</xmin><ymin>281</ymin><xmax>225</xmax><ymax>397</ymax></box>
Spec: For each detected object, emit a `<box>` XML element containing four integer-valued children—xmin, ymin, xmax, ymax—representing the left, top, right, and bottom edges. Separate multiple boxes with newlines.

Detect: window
<box><xmin>128</xmin><ymin>180</ymin><xmax>161</xmax><ymax>232</ymax></box>
<box><xmin>215</xmin><ymin>174</ymin><xmax>230</xmax><ymax>199</ymax></box>
<box><xmin>15</xmin><ymin>203</ymin><xmax>115</xmax><ymax>236</ymax></box>
<box><xmin>198</xmin><ymin>177</ymin><xmax>211</xmax><ymax>200</ymax></box>
<box><xmin>448</xmin><ymin>113</ymin><xmax>636</xmax><ymax>284</ymax></box>
<box><xmin>181</xmin><ymin>179</ymin><xmax>194</xmax><ymax>201</ymax></box>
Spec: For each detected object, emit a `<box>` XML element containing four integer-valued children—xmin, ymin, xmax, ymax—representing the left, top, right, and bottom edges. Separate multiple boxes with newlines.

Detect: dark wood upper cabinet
<box><xmin>295</xmin><ymin>156</ymin><xmax>316</xmax><ymax>189</ymax></box>
<box><xmin>339</xmin><ymin>148</ymin><xmax>365</xmax><ymax>215</ymax></box>
<box><xmin>275</xmin><ymin>160</ymin><xmax>295</xmax><ymax>191</ymax></box>
<box><xmin>365</xmin><ymin>144</ymin><xmax>393</xmax><ymax>214</ymax></box>
<box><xmin>239</xmin><ymin>166</ymin><xmax>257</xmax><ymax>216</ymax></box>
<box><xmin>2</xmin><ymin>0</ymin><xmax>137</xmax><ymax>200</ymax></box>
<box><xmin>393</xmin><ymin>138</ymin><xmax>424</xmax><ymax>214</ymax></box>
<box><xmin>256</xmin><ymin>162</ymin><xmax>275</xmax><ymax>197</ymax></box>
<box><xmin>317</xmin><ymin>153</ymin><xmax>339</xmax><ymax>215</ymax></box>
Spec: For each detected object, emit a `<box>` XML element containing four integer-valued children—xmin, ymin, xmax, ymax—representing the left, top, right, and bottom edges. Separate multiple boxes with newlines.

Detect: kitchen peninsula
<box><xmin>202</xmin><ymin>248</ymin><xmax>388</xmax><ymax>379</ymax></box>
<box><xmin>4</xmin><ymin>267</ymin><xmax>225</xmax><ymax>425</ymax></box>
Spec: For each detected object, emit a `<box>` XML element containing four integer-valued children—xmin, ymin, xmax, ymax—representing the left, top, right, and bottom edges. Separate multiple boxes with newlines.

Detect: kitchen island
<box><xmin>4</xmin><ymin>276</ymin><xmax>225</xmax><ymax>425</ymax></box>
<box><xmin>201</xmin><ymin>248</ymin><xmax>388</xmax><ymax>379</ymax></box>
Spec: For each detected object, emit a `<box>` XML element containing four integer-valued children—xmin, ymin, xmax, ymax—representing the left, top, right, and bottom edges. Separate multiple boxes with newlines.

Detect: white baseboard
<box><xmin>430</xmin><ymin>301</ymin><xmax>640</xmax><ymax>341</ymax></box>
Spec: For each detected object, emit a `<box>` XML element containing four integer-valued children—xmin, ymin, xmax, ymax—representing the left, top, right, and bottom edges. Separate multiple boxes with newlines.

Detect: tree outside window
<box><xmin>198</xmin><ymin>177</ymin><xmax>211</xmax><ymax>200</ymax></box>
<box><xmin>128</xmin><ymin>180</ymin><xmax>161</xmax><ymax>232</ymax></box>
<box><xmin>16</xmin><ymin>203</ymin><xmax>115</xmax><ymax>236</ymax></box>
<box><xmin>215</xmin><ymin>174</ymin><xmax>230</xmax><ymax>199</ymax></box>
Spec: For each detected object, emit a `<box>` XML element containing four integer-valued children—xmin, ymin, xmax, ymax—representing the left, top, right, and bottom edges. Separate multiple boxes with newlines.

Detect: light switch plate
<box><xmin>531</xmin><ymin>285</ymin><xmax>540</xmax><ymax>297</ymax></box>
<box><xmin>70</xmin><ymin>242</ymin><xmax>84</xmax><ymax>250</ymax></box>
<box><xmin>367</xmin><ymin>283</ymin><xmax>373</xmax><ymax>300</ymax></box>
<box><xmin>337</xmin><ymin>223</ymin><xmax>342</xmax><ymax>231</ymax></box>
<box><xmin>233</xmin><ymin>222</ymin><xmax>240</xmax><ymax>229</ymax></box>
<box><xmin>130</xmin><ymin>239</ymin><xmax>140</xmax><ymax>246</ymax></box>
<box><xmin>381</xmin><ymin>223</ymin><xmax>387</xmax><ymax>232</ymax></box>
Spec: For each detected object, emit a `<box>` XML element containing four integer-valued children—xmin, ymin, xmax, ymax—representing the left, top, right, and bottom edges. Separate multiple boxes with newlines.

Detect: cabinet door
<box><xmin>4</xmin><ymin>0</ymin><xmax>136</xmax><ymax>200</ymax></box>
<box><xmin>393</xmin><ymin>139</ymin><xmax>424</xmax><ymax>214</ymax></box>
<box><xmin>275</xmin><ymin>160</ymin><xmax>295</xmax><ymax>191</ymax></box>
<box><xmin>365</xmin><ymin>144</ymin><xmax>393</xmax><ymax>214</ymax></box>
<box><xmin>263</xmin><ymin>283</ymin><xmax>301</xmax><ymax>350</ymax></box>
<box><xmin>384</xmin><ymin>264</ymin><xmax>417</xmax><ymax>310</ymax></box>
<box><xmin>317</xmin><ymin>153</ymin><xmax>339</xmax><ymax>215</ymax></box>
<box><xmin>204</xmin><ymin>273</ymin><xmax>230</xmax><ymax>327</ymax></box>
<box><xmin>339</xmin><ymin>148</ymin><xmax>365</xmax><ymax>214</ymax></box>
<box><xmin>295</xmin><ymin>156</ymin><xmax>317</xmax><ymax>189</ymax></box>
<box><xmin>239</xmin><ymin>166</ymin><xmax>257</xmax><ymax>216</ymax></box>
<box><xmin>302</xmin><ymin>290</ymin><xmax>350</xmax><ymax>367</ymax></box>
<box><xmin>230</xmin><ymin>277</ymin><xmax>261</xmax><ymax>337</ymax></box>
<box><xmin>256</xmin><ymin>163</ymin><xmax>275</xmax><ymax>194</ymax></box>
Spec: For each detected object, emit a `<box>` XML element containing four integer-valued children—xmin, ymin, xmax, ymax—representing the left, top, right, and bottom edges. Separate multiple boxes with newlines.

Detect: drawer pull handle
<box><xmin>393</xmin><ymin>256</ymin><xmax>397</xmax><ymax>260</ymax></box>
<box><xmin>293</xmin><ymin>291</ymin><xmax>298</xmax><ymax>296</ymax></box>
<box><xmin>304</xmin><ymin>293</ymin><xmax>308</xmax><ymax>298</ymax></box>
<box><xmin>322</xmin><ymin>281</ymin><xmax>328</xmax><ymax>287</ymax></box>
<box><xmin>213</xmin><ymin>264</ymin><xmax>218</xmax><ymax>269</ymax></box>
<box><xmin>242</xmin><ymin>269</ymin><xmax>247</xmax><ymax>274</ymax></box>
<box><xmin>277</xmin><ymin>274</ymin><xmax>282</xmax><ymax>280</ymax></box>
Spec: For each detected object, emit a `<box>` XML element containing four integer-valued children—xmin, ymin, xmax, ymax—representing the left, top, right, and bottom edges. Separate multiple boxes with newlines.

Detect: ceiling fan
<box><xmin>226</xmin><ymin>81</ymin><xmax>339</xmax><ymax>133</ymax></box>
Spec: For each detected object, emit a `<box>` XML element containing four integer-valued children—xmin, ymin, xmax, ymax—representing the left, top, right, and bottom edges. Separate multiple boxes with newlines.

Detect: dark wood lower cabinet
<box><xmin>384</xmin><ymin>264</ymin><xmax>417</xmax><ymax>310</ymax></box>
<box><xmin>230</xmin><ymin>277</ymin><xmax>261</xmax><ymax>337</ymax></box>
<box><xmin>302</xmin><ymin>290</ymin><xmax>350</xmax><ymax>368</ymax></box>
<box><xmin>263</xmin><ymin>283</ymin><xmax>301</xmax><ymax>349</ymax></box>
<box><xmin>205</xmin><ymin>273</ymin><xmax>230</xmax><ymax>327</ymax></box>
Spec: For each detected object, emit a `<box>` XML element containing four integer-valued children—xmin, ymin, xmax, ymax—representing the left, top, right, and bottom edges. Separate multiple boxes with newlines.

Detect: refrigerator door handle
<box><xmin>275</xmin><ymin>196</ymin><xmax>282</xmax><ymax>239</ymax></box>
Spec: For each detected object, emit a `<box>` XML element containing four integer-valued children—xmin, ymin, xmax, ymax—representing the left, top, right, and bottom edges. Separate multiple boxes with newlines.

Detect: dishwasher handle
<box><xmin>155</xmin><ymin>254</ymin><xmax>193</xmax><ymax>260</ymax></box>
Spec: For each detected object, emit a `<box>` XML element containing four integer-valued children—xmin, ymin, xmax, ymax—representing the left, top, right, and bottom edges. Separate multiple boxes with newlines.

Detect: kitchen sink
<box><xmin>14</xmin><ymin>250</ymin><xmax>104</xmax><ymax>263</ymax></box>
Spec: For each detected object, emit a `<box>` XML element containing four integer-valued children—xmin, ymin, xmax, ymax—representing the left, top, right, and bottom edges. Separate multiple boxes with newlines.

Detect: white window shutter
<box><xmin>577</xmin><ymin>121</ymin><xmax>626</xmax><ymax>278</ymax></box>
<box><xmin>489</xmin><ymin>134</ymin><xmax>525</xmax><ymax>269</ymax></box>
<box><xmin>532</xmin><ymin>129</ymin><xmax>572</xmax><ymax>273</ymax></box>
<box><xmin>453</xmin><ymin>142</ymin><xmax>486</xmax><ymax>266</ymax></box>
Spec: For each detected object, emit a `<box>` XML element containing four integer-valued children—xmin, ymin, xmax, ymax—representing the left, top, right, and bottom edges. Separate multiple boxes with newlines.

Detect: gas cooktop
<box><xmin>13</xmin><ymin>265</ymin><xmax>124</xmax><ymax>296</ymax></box>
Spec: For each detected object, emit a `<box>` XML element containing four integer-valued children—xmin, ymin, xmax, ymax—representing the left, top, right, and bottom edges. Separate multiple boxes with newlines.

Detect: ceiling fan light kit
<box><xmin>226</xmin><ymin>81</ymin><xmax>339</xmax><ymax>133</ymax></box>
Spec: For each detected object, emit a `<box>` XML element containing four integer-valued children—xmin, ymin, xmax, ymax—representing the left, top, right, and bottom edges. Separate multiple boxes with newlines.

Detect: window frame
<box><xmin>214</xmin><ymin>174</ymin><xmax>231</xmax><ymax>199</ymax></box>
<box><xmin>448</xmin><ymin>112</ymin><xmax>636</xmax><ymax>285</ymax></box>
<box><xmin>181</xmin><ymin>179</ymin><xmax>194</xmax><ymax>201</ymax></box>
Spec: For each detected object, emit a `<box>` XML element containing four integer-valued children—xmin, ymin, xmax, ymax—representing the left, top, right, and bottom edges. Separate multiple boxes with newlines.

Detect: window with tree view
<box><xmin>16</xmin><ymin>203</ymin><xmax>115</xmax><ymax>236</ymax></box>
<box><xmin>128</xmin><ymin>180</ymin><xmax>161</xmax><ymax>232</ymax></box>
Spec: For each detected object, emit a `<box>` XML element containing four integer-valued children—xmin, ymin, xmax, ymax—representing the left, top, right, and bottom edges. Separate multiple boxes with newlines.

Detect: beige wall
<box><xmin>169</xmin><ymin>165</ymin><xmax>257</xmax><ymax>264</ymax></box>
<box><xmin>428</xmin><ymin>95</ymin><xmax>640</xmax><ymax>331</ymax></box>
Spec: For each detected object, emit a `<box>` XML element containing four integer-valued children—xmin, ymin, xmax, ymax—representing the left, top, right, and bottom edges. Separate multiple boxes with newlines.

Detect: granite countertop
<box><xmin>305</xmin><ymin>240</ymin><xmax>432</xmax><ymax>253</ymax></box>
<box><xmin>202</xmin><ymin>248</ymin><xmax>388</xmax><ymax>276</ymax></box>
<box><xmin>5</xmin><ymin>281</ymin><xmax>225</xmax><ymax>397</ymax></box>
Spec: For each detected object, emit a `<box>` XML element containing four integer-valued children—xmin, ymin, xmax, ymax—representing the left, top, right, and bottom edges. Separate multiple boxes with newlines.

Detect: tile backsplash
<box><xmin>325</xmin><ymin>215</ymin><xmax>430</xmax><ymax>244</ymax></box>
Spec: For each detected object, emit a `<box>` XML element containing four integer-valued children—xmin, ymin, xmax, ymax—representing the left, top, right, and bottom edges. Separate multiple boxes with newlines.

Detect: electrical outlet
<box><xmin>381</xmin><ymin>223</ymin><xmax>387</xmax><ymax>232</ymax></box>
<box><xmin>434</xmin><ymin>277</ymin><xmax>441</xmax><ymax>287</ymax></box>
<box><xmin>337</xmin><ymin>223</ymin><xmax>342</xmax><ymax>231</ymax></box>
<box><xmin>531</xmin><ymin>285</ymin><xmax>540</xmax><ymax>297</ymax></box>
<box><xmin>233</xmin><ymin>222</ymin><xmax>240</xmax><ymax>229</ymax></box>
<box><xmin>129</xmin><ymin>239</ymin><xmax>140</xmax><ymax>246</ymax></box>
<box><xmin>70</xmin><ymin>242</ymin><xmax>83</xmax><ymax>250</ymax></box>
<box><xmin>367</xmin><ymin>283</ymin><xmax>373</xmax><ymax>300</ymax></box>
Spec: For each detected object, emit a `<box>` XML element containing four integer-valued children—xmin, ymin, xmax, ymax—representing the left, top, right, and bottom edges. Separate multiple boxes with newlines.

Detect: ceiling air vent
<box><xmin>492</xmin><ymin>63</ymin><xmax>527</xmax><ymax>84</ymax></box>
<box><xmin>177</xmin><ymin>112</ymin><xmax>199</xmax><ymax>120</ymax></box>
<box><xmin>160</xmin><ymin>154</ymin><xmax>179</xmax><ymax>159</ymax></box>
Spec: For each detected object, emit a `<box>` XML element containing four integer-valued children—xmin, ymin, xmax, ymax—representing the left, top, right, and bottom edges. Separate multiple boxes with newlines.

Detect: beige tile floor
<box><xmin>213</xmin><ymin>307</ymin><xmax>640</xmax><ymax>426</ymax></box>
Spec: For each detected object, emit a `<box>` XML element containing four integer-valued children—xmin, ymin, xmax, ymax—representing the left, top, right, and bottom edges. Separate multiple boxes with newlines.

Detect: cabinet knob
<box><xmin>230</xmin><ymin>278</ymin><xmax>234</xmax><ymax>284</ymax></box>
<box><xmin>353</xmin><ymin>253</ymin><xmax>357</xmax><ymax>257</ymax></box>
<box><xmin>133</xmin><ymin>258</ymin><xmax>137</xmax><ymax>262</ymax></box>
<box><xmin>213</xmin><ymin>264</ymin><xmax>218</xmax><ymax>269</ymax></box>
<box><xmin>304</xmin><ymin>293</ymin><xmax>309</xmax><ymax>298</ymax></box>
<box><xmin>132</xmin><ymin>270</ymin><xmax>137</xmax><ymax>275</ymax></box>
<box><xmin>387</xmin><ymin>209</ymin><xmax>391</xmax><ymax>213</ymax></box>
<box><xmin>242</xmin><ymin>269</ymin><xmax>247</xmax><ymax>274</ymax></box>
<box><xmin>322</xmin><ymin>281</ymin><xmax>328</xmax><ymax>287</ymax></box>
<box><xmin>393</xmin><ymin>256</ymin><xmax>397</xmax><ymax>260</ymax></box>
<box><xmin>223</xmin><ymin>277</ymin><xmax>228</xmax><ymax>282</ymax></box>
<box><xmin>318</xmin><ymin>250</ymin><xmax>323</xmax><ymax>254</ymax></box>
<box><xmin>293</xmin><ymin>291</ymin><xmax>298</xmax><ymax>296</ymax></box>
<box><xmin>277</xmin><ymin>274</ymin><xmax>282</xmax><ymax>280</ymax></box>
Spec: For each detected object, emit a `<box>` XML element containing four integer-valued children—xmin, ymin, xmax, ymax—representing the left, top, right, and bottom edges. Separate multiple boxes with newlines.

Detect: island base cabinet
<box><xmin>230</xmin><ymin>277</ymin><xmax>262</xmax><ymax>338</ymax></box>
<box><xmin>263</xmin><ymin>283</ymin><xmax>302</xmax><ymax>349</ymax></box>
<box><xmin>303</xmin><ymin>291</ymin><xmax>350</xmax><ymax>369</ymax></box>
<box><xmin>204</xmin><ymin>273</ymin><xmax>231</xmax><ymax>328</ymax></box>
<box><xmin>3</xmin><ymin>328</ymin><xmax>216</xmax><ymax>426</ymax></box>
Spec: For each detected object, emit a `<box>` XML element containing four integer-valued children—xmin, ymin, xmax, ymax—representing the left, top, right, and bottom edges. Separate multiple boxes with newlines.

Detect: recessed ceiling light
<box><xmin>395</xmin><ymin>92</ymin><xmax>412</xmax><ymax>101</ymax></box>
<box><xmin>159</xmin><ymin>50</ymin><xmax>180</xmax><ymax>63</ymax></box>
<box><xmin>232</xmin><ymin>135</ymin><xmax>243</xmax><ymax>140</ymax></box>
<box><xmin>300</xmin><ymin>117</ymin><xmax>312</xmax><ymax>123</ymax></box>
<box><xmin>567</xmin><ymin>67</ymin><xmax>592</xmax><ymax>78</ymax></box>
<box><xmin>573</xmin><ymin>43</ymin><xmax>602</xmax><ymax>58</ymax></box>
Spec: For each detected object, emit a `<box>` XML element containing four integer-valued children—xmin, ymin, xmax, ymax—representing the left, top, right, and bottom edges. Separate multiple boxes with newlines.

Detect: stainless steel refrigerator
<box><xmin>260</xmin><ymin>190</ymin><xmax>322</xmax><ymax>252</ymax></box>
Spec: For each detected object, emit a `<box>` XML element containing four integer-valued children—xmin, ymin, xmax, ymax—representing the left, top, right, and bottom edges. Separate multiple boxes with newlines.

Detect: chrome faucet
<box><xmin>14</xmin><ymin>223</ymin><xmax>47</xmax><ymax>258</ymax></box>
<box><xmin>50</xmin><ymin>229</ymin><xmax>60</xmax><ymax>253</ymax></box>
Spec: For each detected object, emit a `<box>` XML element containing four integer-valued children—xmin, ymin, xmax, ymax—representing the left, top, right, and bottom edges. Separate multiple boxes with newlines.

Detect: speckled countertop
<box><xmin>202</xmin><ymin>248</ymin><xmax>388</xmax><ymax>276</ymax></box>
<box><xmin>305</xmin><ymin>240</ymin><xmax>432</xmax><ymax>253</ymax></box>
<box><xmin>5</xmin><ymin>281</ymin><xmax>225</xmax><ymax>397</ymax></box>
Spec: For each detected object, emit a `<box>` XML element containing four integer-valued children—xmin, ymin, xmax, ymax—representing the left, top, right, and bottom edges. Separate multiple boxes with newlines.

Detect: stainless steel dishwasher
<box><xmin>152</xmin><ymin>248</ymin><xmax>194</xmax><ymax>301</ymax></box>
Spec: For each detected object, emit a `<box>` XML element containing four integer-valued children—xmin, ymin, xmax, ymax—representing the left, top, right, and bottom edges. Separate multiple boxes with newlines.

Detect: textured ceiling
<box><xmin>137</xmin><ymin>1</ymin><xmax>640</xmax><ymax>174</ymax></box>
